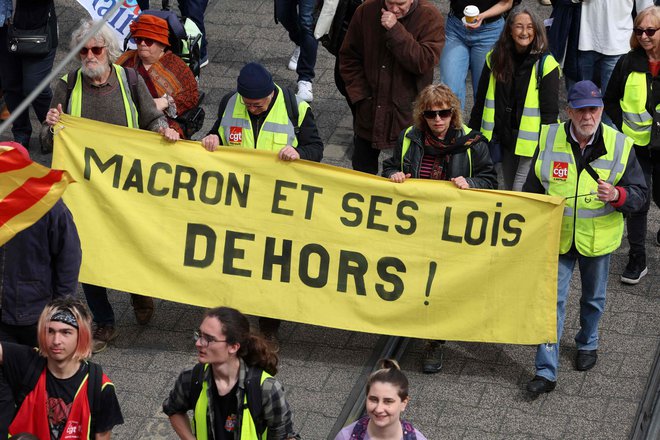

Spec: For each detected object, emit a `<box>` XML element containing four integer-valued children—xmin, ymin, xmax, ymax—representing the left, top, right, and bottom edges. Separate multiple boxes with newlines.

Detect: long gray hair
<box><xmin>70</xmin><ymin>19</ymin><xmax>122</xmax><ymax>64</ymax></box>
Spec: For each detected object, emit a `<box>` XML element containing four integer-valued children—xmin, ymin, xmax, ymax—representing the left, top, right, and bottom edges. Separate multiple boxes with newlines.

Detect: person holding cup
<box><xmin>469</xmin><ymin>5</ymin><xmax>560</xmax><ymax>191</ymax></box>
<box><xmin>439</xmin><ymin>0</ymin><xmax>514</xmax><ymax>110</ymax></box>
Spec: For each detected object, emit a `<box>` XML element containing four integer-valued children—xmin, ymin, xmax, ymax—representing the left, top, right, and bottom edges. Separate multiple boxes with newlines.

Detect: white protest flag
<box><xmin>74</xmin><ymin>0</ymin><xmax>141</xmax><ymax>46</ymax></box>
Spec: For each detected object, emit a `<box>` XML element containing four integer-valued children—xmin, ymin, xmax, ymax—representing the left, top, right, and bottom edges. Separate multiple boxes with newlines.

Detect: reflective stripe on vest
<box><xmin>481</xmin><ymin>51</ymin><xmax>559</xmax><ymax>157</ymax></box>
<box><xmin>400</xmin><ymin>125</ymin><xmax>473</xmax><ymax>177</ymax></box>
<box><xmin>64</xmin><ymin>64</ymin><xmax>139</xmax><ymax>128</ymax></box>
<box><xmin>192</xmin><ymin>365</ymin><xmax>271</xmax><ymax>440</ymax></box>
<box><xmin>535</xmin><ymin>123</ymin><xmax>631</xmax><ymax>256</ymax></box>
<box><xmin>620</xmin><ymin>71</ymin><xmax>656</xmax><ymax>146</ymax></box>
<box><xmin>218</xmin><ymin>85</ymin><xmax>307</xmax><ymax>151</ymax></box>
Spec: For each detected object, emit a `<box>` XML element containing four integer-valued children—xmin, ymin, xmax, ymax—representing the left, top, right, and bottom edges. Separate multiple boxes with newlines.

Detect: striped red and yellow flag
<box><xmin>0</xmin><ymin>143</ymin><xmax>74</xmax><ymax>246</ymax></box>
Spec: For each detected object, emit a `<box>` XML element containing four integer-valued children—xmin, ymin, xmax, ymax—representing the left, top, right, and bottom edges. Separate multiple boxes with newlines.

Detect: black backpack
<box><xmin>16</xmin><ymin>358</ymin><xmax>103</xmax><ymax>434</ymax></box>
<box><xmin>189</xmin><ymin>363</ymin><xmax>267</xmax><ymax>436</ymax></box>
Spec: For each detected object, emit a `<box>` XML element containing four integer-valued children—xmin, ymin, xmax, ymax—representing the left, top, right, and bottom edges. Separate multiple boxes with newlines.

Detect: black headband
<box><xmin>50</xmin><ymin>309</ymin><xmax>78</xmax><ymax>329</ymax></box>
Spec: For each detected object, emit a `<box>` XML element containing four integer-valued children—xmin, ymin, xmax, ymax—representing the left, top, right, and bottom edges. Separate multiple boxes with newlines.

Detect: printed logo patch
<box><xmin>552</xmin><ymin>161</ymin><xmax>569</xmax><ymax>180</ymax></box>
<box><xmin>229</xmin><ymin>126</ymin><xmax>242</xmax><ymax>144</ymax></box>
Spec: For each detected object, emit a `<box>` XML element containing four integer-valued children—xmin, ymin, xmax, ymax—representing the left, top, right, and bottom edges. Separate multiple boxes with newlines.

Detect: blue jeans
<box><xmin>439</xmin><ymin>14</ymin><xmax>503</xmax><ymax>110</ymax></box>
<box><xmin>577</xmin><ymin>50</ymin><xmax>620</xmax><ymax>126</ymax></box>
<box><xmin>276</xmin><ymin>0</ymin><xmax>318</xmax><ymax>82</ymax></box>
<box><xmin>534</xmin><ymin>253</ymin><xmax>611</xmax><ymax>382</ymax></box>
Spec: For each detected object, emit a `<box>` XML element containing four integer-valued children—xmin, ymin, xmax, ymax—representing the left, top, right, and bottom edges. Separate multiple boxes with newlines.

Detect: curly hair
<box><xmin>204</xmin><ymin>307</ymin><xmax>279</xmax><ymax>375</ymax></box>
<box><xmin>631</xmin><ymin>6</ymin><xmax>660</xmax><ymax>50</ymax></box>
<box><xmin>489</xmin><ymin>5</ymin><xmax>548</xmax><ymax>83</ymax></box>
<box><xmin>366</xmin><ymin>358</ymin><xmax>409</xmax><ymax>400</ymax></box>
<box><xmin>70</xmin><ymin>19</ymin><xmax>122</xmax><ymax>64</ymax></box>
<box><xmin>412</xmin><ymin>84</ymin><xmax>462</xmax><ymax>131</ymax></box>
<box><xmin>37</xmin><ymin>297</ymin><xmax>93</xmax><ymax>362</ymax></box>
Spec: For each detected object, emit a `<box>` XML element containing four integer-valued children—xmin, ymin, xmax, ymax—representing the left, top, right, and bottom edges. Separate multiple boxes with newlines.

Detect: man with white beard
<box><xmin>40</xmin><ymin>19</ymin><xmax>179</xmax><ymax>354</ymax></box>
<box><xmin>523</xmin><ymin>81</ymin><xmax>647</xmax><ymax>394</ymax></box>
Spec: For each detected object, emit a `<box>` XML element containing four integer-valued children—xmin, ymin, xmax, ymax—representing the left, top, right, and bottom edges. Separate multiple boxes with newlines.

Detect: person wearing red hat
<box><xmin>118</xmin><ymin>14</ymin><xmax>199</xmax><ymax>138</ymax></box>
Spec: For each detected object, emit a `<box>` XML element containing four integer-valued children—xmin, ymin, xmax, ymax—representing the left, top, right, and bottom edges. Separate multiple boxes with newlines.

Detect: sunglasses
<box><xmin>633</xmin><ymin>27</ymin><xmax>658</xmax><ymax>37</ymax></box>
<box><xmin>423</xmin><ymin>109</ymin><xmax>453</xmax><ymax>119</ymax></box>
<box><xmin>79</xmin><ymin>46</ymin><xmax>105</xmax><ymax>56</ymax></box>
<box><xmin>134</xmin><ymin>37</ymin><xmax>155</xmax><ymax>47</ymax></box>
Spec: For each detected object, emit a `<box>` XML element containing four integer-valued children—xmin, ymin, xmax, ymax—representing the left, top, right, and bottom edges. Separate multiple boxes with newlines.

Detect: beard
<box><xmin>81</xmin><ymin>62</ymin><xmax>110</xmax><ymax>80</ymax></box>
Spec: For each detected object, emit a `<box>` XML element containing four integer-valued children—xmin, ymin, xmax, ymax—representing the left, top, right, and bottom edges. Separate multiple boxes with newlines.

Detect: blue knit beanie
<box><xmin>237</xmin><ymin>62</ymin><xmax>275</xmax><ymax>99</ymax></box>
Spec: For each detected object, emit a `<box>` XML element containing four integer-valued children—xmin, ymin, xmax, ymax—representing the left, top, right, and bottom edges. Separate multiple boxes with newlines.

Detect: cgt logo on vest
<box><xmin>552</xmin><ymin>161</ymin><xmax>569</xmax><ymax>180</ymax></box>
<box><xmin>229</xmin><ymin>126</ymin><xmax>243</xmax><ymax>145</ymax></box>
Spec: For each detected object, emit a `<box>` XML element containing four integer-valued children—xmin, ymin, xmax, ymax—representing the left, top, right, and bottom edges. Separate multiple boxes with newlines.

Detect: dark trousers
<box><xmin>0</xmin><ymin>321</ymin><xmax>38</xmax><ymax>438</ymax></box>
<box><xmin>352</xmin><ymin>135</ymin><xmax>382</xmax><ymax>175</ymax></box>
<box><xmin>178</xmin><ymin>0</ymin><xmax>209</xmax><ymax>61</ymax></box>
<box><xmin>82</xmin><ymin>283</ymin><xmax>116</xmax><ymax>326</ymax></box>
<box><xmin>626</xmin><ymin>146</ymin><xmax>660</xmax><ymax>256</ymax></box>
<box><xmin>0</xmin><ymin>26</ymin><xmax>56</xmax><ymax>145</ymax></box>
<box><xmin>275</xmin><ymin>0</ymin><xmax>318</xmax><ymax>82</ymax></box>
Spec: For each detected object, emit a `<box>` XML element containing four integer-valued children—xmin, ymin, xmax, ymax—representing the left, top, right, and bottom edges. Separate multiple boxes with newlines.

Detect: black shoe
<box><xmin>576</xmin><ymin>349</ymin><xmax>598</xmax><ymax>371</ymax></box>
<box><xmin>621</xmin><ymin>253</ymin><xmax>648</xmax><ymax>284</ymax></box>
<box><xmin>526</xmin><ymin>375</ymin><xmax>556</xmax><ymax>394</ymax></box>
<box><xmin>422</xmin><ymin>341</ymin><xmax>443</xmax><ymax>374</ymax></box>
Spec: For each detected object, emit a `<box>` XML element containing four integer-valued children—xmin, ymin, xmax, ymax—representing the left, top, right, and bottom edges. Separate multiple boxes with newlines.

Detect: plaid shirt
<box><xmin>163</xmin><ymin>358</ymin><xmax>298</xmax><ymax>439</ymax></box>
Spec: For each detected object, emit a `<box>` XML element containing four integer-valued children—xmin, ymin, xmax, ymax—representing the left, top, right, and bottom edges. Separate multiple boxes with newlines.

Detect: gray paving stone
<box><xmin>500</xmin><ymin>408</ymin><xmax>569</xmax><ymax>439</ymax></box>
<box><xmin>3</xmin><ymin>1</ymin><xmax>658</xmax><ymax>438</ymax></box>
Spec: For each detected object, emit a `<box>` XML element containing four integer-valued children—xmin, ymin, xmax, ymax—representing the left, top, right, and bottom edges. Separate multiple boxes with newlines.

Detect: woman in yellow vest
<box><xmin>603</xmin><ymin>5</ymin><xmax>660</xmax><ymax>285</ymax></box>
<box><xmin>382</xmin><ymin>84</ymin><xmax>497</xmax><ymax>374</ymax></box>
<box><xmin>469</xmin><ymin>5</ymin><xmax>560</xmax><ymax>191</ymax></box>
<box><xmin>163</xmin><ymin>306</ymin><xmax>298</xmax><ymax>439</ymax></box>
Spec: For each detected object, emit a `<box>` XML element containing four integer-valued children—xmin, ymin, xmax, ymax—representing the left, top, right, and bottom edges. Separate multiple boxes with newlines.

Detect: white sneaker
<box><xmin>288</xmin><ymin>46</ymin><xmax>300</xmax><ymax>71</ymax></box>
<box><xmin>296</xmin><ymin>80</ymin><xmax>313</xmax><ymax>102</ymax></box>
<box><xmin>538</xmin><ymin>0</ymin><xmax>551</xmax><ymax>5</ymax></box>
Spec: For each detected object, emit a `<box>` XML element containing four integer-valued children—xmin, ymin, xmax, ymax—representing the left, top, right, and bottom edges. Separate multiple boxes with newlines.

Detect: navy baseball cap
<box><xmin>568</xmin><ymin>80</ymin><xmax>603</xmax><ymax>109</ymax></box>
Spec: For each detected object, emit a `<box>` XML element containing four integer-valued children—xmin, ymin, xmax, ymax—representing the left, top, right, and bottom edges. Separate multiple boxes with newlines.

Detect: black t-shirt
<box><xmin>211</xmin><ymin>379</ymin><xmax>239</xmax><ymax>440</ymax></box>
<box><xmin>450</xmin><ymin>0</ymin><xmax>500</xmax><ymax>18</ymax></box>
<box><xmin>1</xmin><ymin>342</ymin><xmax>124</xmax><ymax>438</ymax></box>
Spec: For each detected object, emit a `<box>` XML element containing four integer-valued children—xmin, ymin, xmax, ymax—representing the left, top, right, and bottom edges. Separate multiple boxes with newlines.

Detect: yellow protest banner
<box><xmin>52</xmin><ymin>115</ymin><xmax>563</xmax><ymax>344</ymax></box>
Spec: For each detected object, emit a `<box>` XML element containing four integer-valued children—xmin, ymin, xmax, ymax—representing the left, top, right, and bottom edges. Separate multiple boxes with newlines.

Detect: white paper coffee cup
<box><xmin>463</xmin><ymin>5</ymin><xmax>480</xmax><ymax>24</ymax></box>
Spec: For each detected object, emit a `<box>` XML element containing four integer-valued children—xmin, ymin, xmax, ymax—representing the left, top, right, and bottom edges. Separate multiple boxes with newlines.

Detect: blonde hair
<box><xmin>631</xmin><ymin>6</ymin><xmax>660</xmax><ymax>50</ymax></box>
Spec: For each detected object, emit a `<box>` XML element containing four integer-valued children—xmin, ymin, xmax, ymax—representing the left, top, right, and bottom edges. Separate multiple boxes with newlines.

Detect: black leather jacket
<box><xmin>382</xmin><ymin>125</ymin><xmax>498</xmax><ymax>189</ymax></box>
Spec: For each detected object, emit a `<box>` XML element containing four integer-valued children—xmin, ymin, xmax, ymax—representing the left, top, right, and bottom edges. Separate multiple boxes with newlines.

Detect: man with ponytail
<box><xmin>163</xmin><ymin>306</ymin><xmax>298</xmax><ymax>439</ymax></box>
<box><xmin>0</xmin><ymin>297</ymin><xmax>123</xmax><ymax>439</ymax></box>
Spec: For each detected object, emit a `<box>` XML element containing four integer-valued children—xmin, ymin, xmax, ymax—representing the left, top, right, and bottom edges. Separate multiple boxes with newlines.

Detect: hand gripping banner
<box><xmin>52</xmin><ymin>115</ymin><xmax>564</xmax><ymax>344</ymax></box>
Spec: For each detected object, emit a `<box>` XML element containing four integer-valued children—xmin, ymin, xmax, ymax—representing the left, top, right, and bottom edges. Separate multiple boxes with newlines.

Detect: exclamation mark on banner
<box><xmin>424</xmin><ymin>261</ymin><xmax>437</xmax><ymax>306</ymax></box>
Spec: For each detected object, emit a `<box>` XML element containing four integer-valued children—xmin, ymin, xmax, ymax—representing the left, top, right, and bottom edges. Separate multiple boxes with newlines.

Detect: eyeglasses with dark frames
<box><xmin>193</xmin><ymin>330</ymin><xmax>228</xmax><ymax>347</ymax></box>
<box><xmin>79</xmin><ymin>46</ymin><xmax>106</xmax><ymax>56</ymax></box>
<box><xmin>423</xmin><ymin>108</ymin><xmax>453</xmax><ymax>119</ymax></box>
<box><xmin>633</xmin><ymin>27</ymin><xmax>658</xmax><ymax>37</ymax></box>
<box><xmin>134</xmin><ymin>37</ymin><xmax>155</xmax><ymax>47</ymax></box>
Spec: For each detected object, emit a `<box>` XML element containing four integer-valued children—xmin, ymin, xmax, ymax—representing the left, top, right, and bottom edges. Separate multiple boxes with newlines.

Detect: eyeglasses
<box><xmin>134</xmin><ymin>37</ymin><xmax>155</xmax><ymax>47</ymax></box>
<box><xmin>633</xmin><ymin>27</ymin><xmax>658</xmax><ymax>37</ymax></box>
<box><xmin>193</xmin><ymin>330</ymin><xmax>227</xmax><ymax>347</ymax></box>
<box><xmin>423</xmin><ymin>109</ymin><xmax>453</xmax><ymax>119</ymax></box>
<box><xmin>79</xmin><ymin>46</ymin><xmax>105</xmax><ymax>56</ymax></box>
